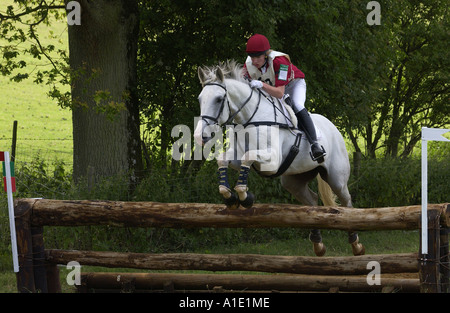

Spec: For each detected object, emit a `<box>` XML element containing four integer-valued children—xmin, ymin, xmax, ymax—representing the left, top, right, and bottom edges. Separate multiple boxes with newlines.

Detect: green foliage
<box><xmin>136</xmin><ymin>0</ymin><xmax>449</xmax><ymax>166</ymax></box>
<box><xmin>2</xmin><ymin>0</ymin><xmax>448</xmax><ymax>177</ymax></box>
<box><xmin>16</xmin><ymin>157</ymin><xmax>72</xmax><ymax>199</ymax></box>
<box><xmin>137</xmin><ymin>0</ymin><xmax>283</xmax><ymax>162</ymax></box>
<box><xmin>0</xmin><ymin>0</ymin><xmax>70</xmax><ymax>106</ymax></box>
<box><xmin>350</xmin><ymin>156</ymin><xmax>449</xmax><ymax>208</ymax></box>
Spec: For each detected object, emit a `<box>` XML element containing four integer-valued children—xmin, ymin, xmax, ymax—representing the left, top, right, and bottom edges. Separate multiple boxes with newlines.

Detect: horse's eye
<box><xmin>215</xmin><ymin>96</ymin><xmax>223</xmax><ymax>104</ymax></box>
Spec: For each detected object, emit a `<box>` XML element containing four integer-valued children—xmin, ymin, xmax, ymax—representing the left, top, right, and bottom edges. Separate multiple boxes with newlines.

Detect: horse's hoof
<box><xmin>351</xmin><ymin>242</ymin><xmax>365</xmax><ymax>256</ymax></box>
<box><xmin>239</xmin><ymin>192</ymin><xmax>255</xmax><ymax>209</ymax></box>
<box><xmin>313</xmin><ymin>242</ymin><xmax>326</xmax><ymax>257</ymax></box>
<box><xmin>224</xmin><ymin>193</ymin><xmax>240</xmax><ymax>210</ymax></box>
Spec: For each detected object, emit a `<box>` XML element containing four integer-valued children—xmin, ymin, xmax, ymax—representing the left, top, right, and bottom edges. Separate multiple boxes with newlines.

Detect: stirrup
<box><xmin>310</xmin><ymin>145</ymin><xmax>326</xmax><ymax>163</ymax></box>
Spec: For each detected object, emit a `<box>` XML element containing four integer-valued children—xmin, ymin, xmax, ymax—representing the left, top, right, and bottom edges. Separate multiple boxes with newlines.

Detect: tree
<box><xmin>339</xmin><ymin>0</ymin><xmax>449</xmax><ymax>158</ymax></box>
<box><xmin>0</xmin><ymin>0</ymin><xmax>142</xmax><ymax>181</ymax></box>
<box><xmin>137</xmin><ymin>0</ymin><xmax>282</xmax><ymax>171</ymax></box>
<box><xmin>67</xmin><ymin>0</ymin><xmax>142</xmax><ymax>181</ymax></box>
<box><xmin>377</xmin><ymin>0</ymin><xmax>449</xmax><ymax>158</ymax></box>
<box><xmin>279</xmin><ymin>0</ymin><xmax>449</xmax><ymax>158</ymax></box>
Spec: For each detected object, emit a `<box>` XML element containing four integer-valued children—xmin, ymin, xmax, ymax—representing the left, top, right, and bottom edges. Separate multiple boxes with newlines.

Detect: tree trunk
<box><xmin>67</xmin><ymin>0</ymin><xmax>141</xmax><ymax>181</ymax></box>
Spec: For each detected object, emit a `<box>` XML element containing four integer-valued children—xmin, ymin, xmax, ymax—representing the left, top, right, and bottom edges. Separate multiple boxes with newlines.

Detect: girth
<box><xmin>252</xmin><ymin>131</ymin><xmax>302</xmax><ymax>178</ymax></box>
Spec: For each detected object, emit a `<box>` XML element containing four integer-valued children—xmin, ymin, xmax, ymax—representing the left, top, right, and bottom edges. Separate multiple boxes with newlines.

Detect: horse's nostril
<box><xmin>202</xmin><ymin>136</ymin><xmax>212</xmax><ymax>144</ymax></box>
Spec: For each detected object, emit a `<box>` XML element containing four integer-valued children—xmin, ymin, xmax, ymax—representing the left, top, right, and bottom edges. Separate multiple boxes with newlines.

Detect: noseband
<box><xmin>200</xmin><ymin>83</ymin><xmax>228</xmax><ymax>127</ymax></box>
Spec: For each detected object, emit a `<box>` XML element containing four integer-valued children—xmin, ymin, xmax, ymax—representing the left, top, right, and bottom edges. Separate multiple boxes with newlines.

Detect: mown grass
<box><xmin>0</xmin><ymin>0</ymin><xmax>72</xmax><ymax>166</ymax></box>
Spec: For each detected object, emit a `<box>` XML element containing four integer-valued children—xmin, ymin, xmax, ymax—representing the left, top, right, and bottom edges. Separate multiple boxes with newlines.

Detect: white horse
<box><xmin>194</xmin><ymin>62</ymin><xmax>364</xmax><ymax>256</ymax></box>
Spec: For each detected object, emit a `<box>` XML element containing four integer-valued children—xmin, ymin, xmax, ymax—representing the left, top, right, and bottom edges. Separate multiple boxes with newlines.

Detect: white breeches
<box><xmin>285</xmin><ymin>78</ymin><xmax>307</xmax><ymax>113</ymax></box>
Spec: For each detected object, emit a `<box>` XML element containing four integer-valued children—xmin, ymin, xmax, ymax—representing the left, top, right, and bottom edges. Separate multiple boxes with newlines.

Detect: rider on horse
<box><xmin>243</xmin><ymin>34</ymin><xmax>326</xmax><ymax>162</ymax></box>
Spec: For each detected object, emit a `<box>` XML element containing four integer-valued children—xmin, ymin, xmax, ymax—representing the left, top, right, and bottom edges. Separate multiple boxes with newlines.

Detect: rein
<box><xmin>201</xmin><ymin>81</ymin><xmax>294</xmax><ymax>129</ymax></box>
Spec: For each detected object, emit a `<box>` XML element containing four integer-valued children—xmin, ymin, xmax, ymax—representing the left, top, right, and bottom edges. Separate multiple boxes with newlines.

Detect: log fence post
<box><xmin>440</xmin><ymin>227</ymin><xmax>450</xmax><ymax>293</ymax></box>
<box><xmin>31</xmin><ymin>226</ymin><xmax>48</xmax><ymax>292</ymax></box>
<box><xmin>14</xmin><ymin>200</ymin><xmax>35</xmax><ymax>292</ymax></box>
<box><xmin>419</xmin><ymin>209</ymin><xmax>441</xmax><ymax>293</ymax></box>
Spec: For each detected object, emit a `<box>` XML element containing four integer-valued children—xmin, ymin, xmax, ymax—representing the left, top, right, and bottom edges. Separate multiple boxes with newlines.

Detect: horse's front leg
<box><xmin>234</xmin><ymin>158</ymin><xmax>255</xmax><ymax>209</ymax></box>
<box><xmin>217</xmin><ymin>157</ymin><xmax>240</xmax><ymax>210</ymax></box>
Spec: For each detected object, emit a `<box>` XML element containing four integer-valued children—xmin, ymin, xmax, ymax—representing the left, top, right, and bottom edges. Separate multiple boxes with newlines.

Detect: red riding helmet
<box><xmin>246</xmin><ymin>34</ymin><xmax>270</xmax><ymax>56</ymax></box>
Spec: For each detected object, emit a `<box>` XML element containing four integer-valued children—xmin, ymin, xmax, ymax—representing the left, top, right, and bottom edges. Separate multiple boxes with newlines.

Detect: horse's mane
<box><xmin>199</xmin><ymin>59</ymin><xmax>298</xmax><ymax>128</ymax></box>
<box><xmin>200</xmin><ymin>60</ymin><xmax>246</xmax><ymax>84</ymax></box>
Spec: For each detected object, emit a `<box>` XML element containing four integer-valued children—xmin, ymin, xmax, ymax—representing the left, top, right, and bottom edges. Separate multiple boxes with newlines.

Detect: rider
<box><xmin>242</xmin><ymin>34</ymin><xmax>326</xmax><ymax>162</ymax></box>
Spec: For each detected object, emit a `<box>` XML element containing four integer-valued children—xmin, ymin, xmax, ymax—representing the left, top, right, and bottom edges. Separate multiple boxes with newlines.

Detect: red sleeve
<box><xmin>273</xmin><ymin>56</ymin><xmax>305</xmax><ymax>87</ymax></box>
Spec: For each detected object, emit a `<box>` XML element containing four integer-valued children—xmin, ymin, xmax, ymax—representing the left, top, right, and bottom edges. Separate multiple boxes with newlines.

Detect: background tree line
<box><xmin>1</xmin><ymin>0</ymin><xmax>448</xmax><ymax>182</ymax></box>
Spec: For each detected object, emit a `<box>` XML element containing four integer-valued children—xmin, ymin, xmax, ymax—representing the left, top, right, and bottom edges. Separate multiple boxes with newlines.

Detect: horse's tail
<box><xmin>317</xmin><ymin>175</ymin><xmax>337</xmax><ymax>206</ymax></box>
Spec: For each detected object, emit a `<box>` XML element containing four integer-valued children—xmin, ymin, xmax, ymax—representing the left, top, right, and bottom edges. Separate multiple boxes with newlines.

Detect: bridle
<box><xmin>200</xmin><ymin>82</ymin><xmax>260</xmax><ymax>128</ymax></box>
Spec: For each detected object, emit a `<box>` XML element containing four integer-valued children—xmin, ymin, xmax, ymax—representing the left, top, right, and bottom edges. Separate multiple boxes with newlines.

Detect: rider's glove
<box><xmin>250</xmin><ymin>80</ymin><xmax>263</xmax><ymax>89</ymax></box>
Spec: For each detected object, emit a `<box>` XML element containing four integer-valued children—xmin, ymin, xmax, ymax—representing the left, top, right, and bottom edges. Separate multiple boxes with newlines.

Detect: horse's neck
<box><xmin>225</xmin><ymin>79</ymin><xmax>275</xmax><ymax>124</ymax></box>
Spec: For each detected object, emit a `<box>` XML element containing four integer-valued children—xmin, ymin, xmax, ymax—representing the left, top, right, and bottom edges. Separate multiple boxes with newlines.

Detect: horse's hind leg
<box><xmin>318</xmin><ymin>168</ymin><xmax>365</xmax><ymax>256</ymax></box>
<box><xmin>281</xmin><ymin>171</ymin><xmax>326</xmax><ymax>256</ymax></box>
<box><xmin>348</xmin><ymin>231</ymin><xmax>365</xmax><ymax>256</ymax></box>
<box><xmin>309</xmin><ymin>229</ymin><xmax>326</xmax><ymax>256</ymax></box>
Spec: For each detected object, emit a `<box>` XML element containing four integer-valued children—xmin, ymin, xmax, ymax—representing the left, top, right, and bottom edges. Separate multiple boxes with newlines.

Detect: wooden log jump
<box><xmin>19</xmin><ymin>198</ymin><xmax>450</xmax><ymax>230</ymax></box>
<box><xmin>45</xmin><ymin>249</ymin><xmax>419</xmax><ymax>276</ymax></box>
<box><xmin>13</xmin><ymin>198</ymin><xmax>450</xmax><ymax>293</ymax></box>
<box><xmin>77</xmin><ymin>272</ymin><xmax>420</xmax><ymax>293</ymax></box>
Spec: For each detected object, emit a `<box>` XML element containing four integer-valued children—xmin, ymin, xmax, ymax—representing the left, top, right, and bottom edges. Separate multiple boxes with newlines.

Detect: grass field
<box><xmin>0</xmin><ymin>1</ymin><xmax>72</xmax><ymax>167</ymax></box>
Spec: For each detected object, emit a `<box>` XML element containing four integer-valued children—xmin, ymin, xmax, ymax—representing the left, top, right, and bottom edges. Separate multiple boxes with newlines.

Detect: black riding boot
<box><xmin>295</xmin><ymin>108</ymin><xmax>326</xmax><ymax>162</ymax></box>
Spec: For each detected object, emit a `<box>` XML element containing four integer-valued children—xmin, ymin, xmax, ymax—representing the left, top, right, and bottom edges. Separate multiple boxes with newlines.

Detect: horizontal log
<box><xmin>79</xmin><ymin>272</ymin><xmax>420</xmax><ymax>292</ymax></box>
<box><xmin>17</xmin><ymin>198</ymin><xmax>450</xmax><ymax>230</ymax></box>
<box><xmin>45</xmin><ymin>249</ymin><xmax>419</xmax><ymax>275</ymax></box>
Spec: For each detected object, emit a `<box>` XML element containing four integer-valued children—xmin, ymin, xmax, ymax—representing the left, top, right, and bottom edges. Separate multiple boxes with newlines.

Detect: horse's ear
<box><xmin>198</xmin><ymin>67</ymin><xmax>206</xmax><ymax>85</ymax></box>
<box><xmin>215</xmin><ymin>67</ymin><xmax>224</xmax><ymax>82</ymax></box>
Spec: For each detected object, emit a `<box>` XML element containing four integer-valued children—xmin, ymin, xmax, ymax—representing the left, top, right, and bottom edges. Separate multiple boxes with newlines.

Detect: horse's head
<box><xmin>194</xmin><ymin>66</ymin><xmax>230</xmax><ymax>146</ymax></box>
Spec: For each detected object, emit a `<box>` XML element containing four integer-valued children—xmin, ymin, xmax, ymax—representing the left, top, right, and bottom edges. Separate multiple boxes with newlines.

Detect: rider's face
<box><xmin>250</xmin><ymin>55</ymin><xmax>267</xmax><ymax>69</ymax></box>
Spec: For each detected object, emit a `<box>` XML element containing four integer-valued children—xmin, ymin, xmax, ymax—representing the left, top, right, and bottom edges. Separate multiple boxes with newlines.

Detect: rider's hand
<box><xmin>250</xmin><ymin>80</ymin><xmax>263</xmax><ymax>89</ymax></box>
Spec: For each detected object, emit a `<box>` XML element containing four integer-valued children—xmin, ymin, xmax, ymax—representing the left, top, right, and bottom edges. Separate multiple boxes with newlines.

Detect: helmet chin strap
<box><xmin>260</xmin><ymin>56</ymin><xmax>268</xmax><ymax>74</ymax></box>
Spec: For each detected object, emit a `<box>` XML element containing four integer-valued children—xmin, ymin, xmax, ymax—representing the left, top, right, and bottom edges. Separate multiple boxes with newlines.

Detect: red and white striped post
<box><xmin>1</xmin><ymin>151</ymin><xmax>19</xmax><ymax>272</ymax></box>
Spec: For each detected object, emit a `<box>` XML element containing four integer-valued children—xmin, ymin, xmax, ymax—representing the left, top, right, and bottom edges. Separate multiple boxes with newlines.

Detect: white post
<box><xmin>421</xmin><ymin>136</ymin><xmax>428</xmax><ymax>254</ymax></box>
<box><xmin>4</xmin><ymin>151</ymin><xmax>19</xmax><ymax>272</ymax></box>
<box><xmin>421</xmin><ymin>128</ymin><xmax>449</xmax><ymax>255</ymax></box>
